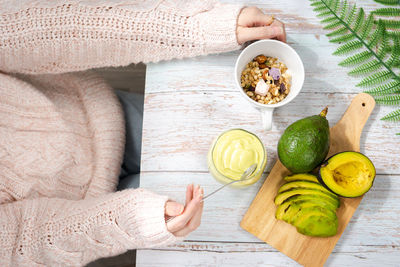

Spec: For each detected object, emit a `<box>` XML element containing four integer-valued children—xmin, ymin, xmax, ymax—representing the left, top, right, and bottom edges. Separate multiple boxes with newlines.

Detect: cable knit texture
<box><xmin>0</xmin><ymin>0</ymin><xmax>242</xmax><ymax>266</ymax></box>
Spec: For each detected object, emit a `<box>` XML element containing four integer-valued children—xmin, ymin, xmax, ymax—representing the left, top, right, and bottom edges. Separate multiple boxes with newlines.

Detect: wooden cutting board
<box><xmin>240</xmin><ymin>93</ymin><xmax>375</xmax><ymax>267</ymax></box>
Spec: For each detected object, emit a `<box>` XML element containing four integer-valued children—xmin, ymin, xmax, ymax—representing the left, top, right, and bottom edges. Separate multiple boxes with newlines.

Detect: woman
<box><xmin>0</xmin><ymin>1</ymin><xmax>286</xmax><ymax>266</ymax></box>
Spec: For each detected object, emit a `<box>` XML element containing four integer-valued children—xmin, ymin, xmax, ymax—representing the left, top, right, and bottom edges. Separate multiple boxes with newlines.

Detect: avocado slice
<box><xmin>295</xmin><ymin>214</ymin><xmax>338</xmax><ymax>237</ymax></box>
<box><xmin>277</xmin><ymin>180</ymin><xmax>338</xmax><ymax>198</ymax></box>
<box><xmin>281</xmin><ymin>194</ymin><xmax>338</xmax><ymax>210</ymax></box>
<box><xmin>278</xmin><ymin>107</ymin><xmax>330</xmax><ymax>173</ymax></box>
<box><xmin>289</xmin><ymin>206</ymin><xmax>336</xmax><ymax>224</ymax></box>
<box><xmin>276</xmin><ymin>199</ymin><xmax>336</xmax><ymax>221</ymax></box>
<box><xmin>319</xmin><ymin>151</ymin><xmax>376</xmax><ymax>198</ymax></box>
<box><xmin>284</xmin><ymin>173</ymin><xmax>319</xmax><ymax>183</ymax></box>
<box><xmin>274</xmin><ymin>188</ymin><xmax>340</xmax><ymax>208</ymax></box>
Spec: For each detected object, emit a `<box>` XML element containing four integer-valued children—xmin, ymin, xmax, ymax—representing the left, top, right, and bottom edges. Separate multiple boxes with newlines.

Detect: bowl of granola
<box><xmin>234</xmin><ymin>40</ymin><xmax>304</xmax><ymax>130</ymax></box>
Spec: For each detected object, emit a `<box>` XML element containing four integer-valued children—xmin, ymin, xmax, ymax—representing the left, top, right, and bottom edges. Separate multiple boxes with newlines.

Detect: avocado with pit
<box><xmin>277</xmin><ymin>180</ymin><xmax>338</xmax><ymax>198</ymax></box>
<box><xmin>274</xmin><ymin>188</ymin><xmax>340</xmax><ymax>208</ymax></box>
<box><xmin>278</xmin><ymin>107</ymin><xmax>330</xmax><ymax>173</ymax></box>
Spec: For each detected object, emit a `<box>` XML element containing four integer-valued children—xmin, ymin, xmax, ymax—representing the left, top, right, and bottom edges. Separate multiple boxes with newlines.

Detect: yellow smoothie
<box><xmin>208</xmin><ymin>129</ymin><xmax>267</xmax><ymax>186</ymax></box>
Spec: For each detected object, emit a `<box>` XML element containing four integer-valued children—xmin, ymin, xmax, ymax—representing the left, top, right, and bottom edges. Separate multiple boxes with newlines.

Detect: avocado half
<box><xmin>318</xmin><ymin>151</ymin><xmax>376</xmax><ymax>198</ymax></box>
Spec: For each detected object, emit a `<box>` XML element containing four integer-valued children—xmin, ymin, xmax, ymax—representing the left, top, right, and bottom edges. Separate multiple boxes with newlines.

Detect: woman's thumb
<box><xmin>165</xmin><ymin>201</ymin><xmax>184</xmax><ymax>216</ymax></box>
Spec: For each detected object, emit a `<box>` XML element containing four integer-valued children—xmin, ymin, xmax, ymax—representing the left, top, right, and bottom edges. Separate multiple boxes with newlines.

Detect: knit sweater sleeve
<box><xmin>0</xmin><ymin>0</ymin><xmax>242</xmax><ymax>74</ymax></box>
<box><xmin>0</xmin><ymin>189</ymin><xmax>177</xmax><ymax>267</ymax></box>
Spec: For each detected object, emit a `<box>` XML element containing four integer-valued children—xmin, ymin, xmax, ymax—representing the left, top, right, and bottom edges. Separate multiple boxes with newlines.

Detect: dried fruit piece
<box><xmin>280</xmin><ymin>83</ymin><xmax>286</xmax><ymax>94</ymax></box>
<box><xmin>269</xmin><ymin>67</ymin><xmax>281</xmax><ymax>80</ymax></box>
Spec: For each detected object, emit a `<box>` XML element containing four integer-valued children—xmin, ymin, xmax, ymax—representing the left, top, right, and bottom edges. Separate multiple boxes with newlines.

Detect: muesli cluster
<box><xmin>240</xmin><ymin>55</ymin><xmax>291</xmax><ymax>105</ymax></box>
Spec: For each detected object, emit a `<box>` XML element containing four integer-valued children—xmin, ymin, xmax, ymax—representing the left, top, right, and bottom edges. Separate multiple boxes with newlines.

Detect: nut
<box><xmin>254</xmin><ymin>55</ymin><xmax>267</xmax><ymax>64</ymax></box>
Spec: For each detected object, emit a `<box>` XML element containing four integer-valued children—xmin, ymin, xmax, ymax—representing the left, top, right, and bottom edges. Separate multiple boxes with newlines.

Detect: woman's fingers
<box><xmin>186</xmin><ymin>184</ymin><xmax>193</xmax><ymax>206</ymax></box>
<box><xmin>237</xmin><ymin>24</ymin><xmax>285</xmax><ymax>44</ymax></box>
<box><xmin>165</xmin><ymin>201</ymin><xmax>184</xmax><ymax>217</ymax></box>
<box><xmin>173</xmin><ymin>188</ymin><xmax>204</xmax><ymax>237</ymax></box>
<box><xmin>166</xmin><ymin>185</ymin><xmax>202</xmax><ymax>233</ymax></box>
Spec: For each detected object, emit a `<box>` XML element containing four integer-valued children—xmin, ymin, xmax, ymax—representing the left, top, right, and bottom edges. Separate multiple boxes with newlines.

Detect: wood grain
<box><xmin>240</xmin><ymin>94</ymin><xmax>376</xmax><ymax>267</ymax></box>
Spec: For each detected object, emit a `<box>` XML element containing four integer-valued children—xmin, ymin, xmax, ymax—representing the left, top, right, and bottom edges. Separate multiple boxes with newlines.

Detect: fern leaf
<box><xmin>357</xmin><ymin>70</ymin><xmax>393</xmax><ymax>87</ymax></box>
<box><xmin>314</xmin><ymin>5</ymin><xmax>329</xmax><ymax>12</ymax></box>
<box><xmin>373</xmin><ymin>0</ymin><xmax>400</xmax><ymax>6</ymax></box>
<box><xmin>317</xmin><ymin>10</ymin><xmax>334</xmax><ymax>18</ymax></box>
<box><xmin>388</xmin><ymin>36</ymin><xmax>400</xmax><ymax>66</ymax></box>
<box><xmin>326</xmin><ymin>27</ymin><xmax>348</xmax><ymax>37</ymax></box>
<box><xmin>368</xmin><ymin>20</ymin><xmax>386</xmax><ymax>47</ymax></box>
<box><xmin>331</xmin><ymin>0</ymin><xmax>341</xmax><ymax>12</ymax></box>
<box><xmin>377</xmin><ymin>31</ymin><xmax>389</xmax><ymax>59</ymax></box>
<box><xmin>340</xmin><ymin>0</ymin><xmax>349</xmax><ymax>19</ymax></box>
<box><xmin>339</xmin><ymin>51</ymin><xmax>373</xmax><ymax>66</ymax></box>
<box><xmin>380</xmin><ymin>19</ymin><xmax>400</xmax><ymax>29</ymax></box>
<box><xmin>375</xmin><ymin>95</ymin><xmax>400</xmax><ymax>105</ymax></box>
<box><xmin>353</xmin><ymin>8</ymin><xmax>365</xmax><ymax>33</ymax></box>
<box><xmin>381</xmin><ymin>109</ymin><xmax>400</xmax><ymax>122</ymax></box>
<box><xmin>364</xmin><ymin>81</ymin><xmax>400</xmax><ymax>95</ymax></box>
<box><xmin>397</xmin><ymin>133</ymin><xmax>400</xmax><ymax>135</ymax></box>
<box><xmin>330</xmin><ymin>33</ymin><xmax>356</xmax><ymax>43</ymax></box>
<box><xmin>361</xmin><ymin>13</ymin><xmax>375</xmax><ymax>38</ymax></box>
<box><xmin>321</xmin><ymin>16</ymin><xmax>339</xmax><ymax>24</ymax></box>
<box><xmin>372</xmin><ymin>8</ymin><xmax>400</xmax><ymax>17</ymax></box>
<box><xmin>349</xmin><ymin>60</ymin><xmax>381</xmax><ymax>75</ymax></box>
<box><xmin>311</xmin><ymin>1</ymin><xmax>326</xmax><ymax>7</ymax></box>
<box><xmin>324</xmin><ymin>20</ymin><xmax>342</xmax><ymax>29</ymax></box>
<box><xmin>346</xmin><ymin>4</ymin><xmax>358</xmax><ymax>26</ymax></box>
<box><xmin>388</xmin><ymin>31</ymin><xmax>400</xmax><ymax>39</ymax></box>
<box><xmin>333</xmin><ymin>40</ymin><xmax>363</xmax><ymax>55</ymax></box>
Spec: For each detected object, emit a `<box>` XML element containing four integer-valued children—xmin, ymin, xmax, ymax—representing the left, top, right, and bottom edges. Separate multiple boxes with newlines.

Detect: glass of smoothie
<box><xmin>208</xmin><ymin>129</ymin><xmax>267</xmax><ymax>187</ymax></box>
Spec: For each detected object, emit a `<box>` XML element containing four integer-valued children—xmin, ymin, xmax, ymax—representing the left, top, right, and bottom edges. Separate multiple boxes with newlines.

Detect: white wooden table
<box><xmin>137</xmin><ymin>0</ymin><xmax>400</xmax><ymax>266</ymax></box>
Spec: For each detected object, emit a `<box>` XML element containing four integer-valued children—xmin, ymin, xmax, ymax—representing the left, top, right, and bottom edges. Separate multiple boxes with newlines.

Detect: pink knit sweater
<box><xmin>0</xmin><ymin>1</ymin><xmax>242</xmax><ymax>266</ymax></box>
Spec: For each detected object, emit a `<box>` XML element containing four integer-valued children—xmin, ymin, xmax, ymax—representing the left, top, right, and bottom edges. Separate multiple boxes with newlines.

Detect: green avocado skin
<box><xmin>278</xmin><ymin>114</ymin><xmax>330</xmax><ymax>173</ymax></box>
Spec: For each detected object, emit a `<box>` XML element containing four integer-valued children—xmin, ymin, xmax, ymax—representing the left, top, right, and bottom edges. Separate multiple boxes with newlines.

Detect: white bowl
<box><xmin>234</xmin><ymin>40</ymin><xmax>305</xmax><ymax>130</ymax></box>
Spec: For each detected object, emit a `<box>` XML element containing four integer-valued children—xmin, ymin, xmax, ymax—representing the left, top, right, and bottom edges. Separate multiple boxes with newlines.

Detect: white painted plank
<box><xmin>137</xmin><ymin>242</ymin><xmax>400</xmax><ymax>267</ymax></box>
<box><xmin>141</xmin><ymin>91</ymin><xmax>400</xmax><ymax>174</ymax></box>
<box><xmin>145</xmin><ymin>34</ymin><xmax>363</xmax><ymax>95</ymax></box>
<box><xmin>140</xmin><ymin>172</ymin><xmax>400</xmax><ymax>246</ymax></box>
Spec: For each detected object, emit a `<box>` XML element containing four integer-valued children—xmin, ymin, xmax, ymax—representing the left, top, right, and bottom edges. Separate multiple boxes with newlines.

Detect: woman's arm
<box><xmin>0</xmin><ymin>189</ymin><xmax>176</xmax><ymax>266</ymax></box>
<box><xmin>0</xmin><ymin>0</ymin><xmax>243</xmax><ymax>74</ymax></box>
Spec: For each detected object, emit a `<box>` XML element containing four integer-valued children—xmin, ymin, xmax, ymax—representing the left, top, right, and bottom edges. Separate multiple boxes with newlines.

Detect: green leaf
<box><xmin>339</xmin><ymin>51</ymin><xmax>373</xmax><ymax>66</ymax></box>
<box><xmin>388</xmin><ymin>31</ymin><xmax>400</xmax><ymax>39</ymax></box>
<box><xmin>364</xmin><ymin>81</ymin><xmax>400</xmax><ymax>95</ymax></box>
<box><xmin>317</xmin><ymin>10</ymin><xmax>334</xmax><ymax>18</ymax></box>
<box><xmin>372</xmin><ymin>8</ymin><xmax>400</xmax><ymax>16</ymax></box>
<box><xmin>346</xmin><ymin>4</ymin><xmax>357</xmax><ymax>26</ymax></box>
<box><xmin>373</xmin><ymin>0</ymin><xmax>400</xmax><ymax>6</ymax></box>
<box><xmin>349</xmin><ymin>60</ymin><xmax>381</xmax><ymax>75</ymax></box>
<box><xmin>311</xmin><ymin>1</ymin><xmax>326</xmax><ymax>7</ymax></box>
<box><xmin>357</xmin><ymin>70</ymin><xmax>393</xmax><ymax>87</ymax></box>
<box><xmin>353</xmin><ymin>8</ymin><xmax>365</xmax><ymax>33</ymax></box>
<box><xmin>333</xmin><ymin>40</ymin><xmax>363</xmax><ymax>55</ymax></box>
<box><xmin>340</xmin><ymin>0</ymin><xmax>349</xmax><ymax>19</ymax></box>
<box><xmin>377</xmin><ymin>31</ymin><xmax>388</xmax><ymax>59</ymax></box>
<box><xmin>314</xmin><ymin>5</ymin><xmax>329</xmax><ymax>12</ymax></box>
<box><xmin>397</xmin><ymin>133</ymin><xmax>400</xmax><ymax>135</ymax></box>
<box><xmin>361</xmin><ymin>14</ymin><xmax>375</xmax><ymax>38</ymax></box>
<box><xmin>321</xmin><ymin>16</ymin><xmax>339</xmax><ymax>24</ymax></box>
<box><xmin>381</xmin><ymin>109</ymin><xmax>400</xmax><ymax>122</ymax></box>
<box><xmin>324</xmin><ymin>20</ymin><xmax>342</xmax><ymax>29</ymax></box>
<box><xmin>368</xmin><ymin>20</ymin><xmax>386</xmax><ymax>47</ymax></box>
<box><xmin>380</xmin><ymin>19</ymin><xmax>400</xmax><ymax>29</ymax></box>
<box><xmin>326</xmin><ymin>27</ymin><xmax>348</xmax><ymax>37</ymax></box>
<box><xmin>330</xmin><ymin>33</ymin><xmax>356</xmax><ymax>43</ymax></box>
<box><xmin>375</xmin><ymin>95</ymin><xmax>400</xmax><ymax>105</ymax></box>
<box><xmin>388</xmin><ymin>36</ymin><xmax>400</xmax><ymax>66</ymax></box>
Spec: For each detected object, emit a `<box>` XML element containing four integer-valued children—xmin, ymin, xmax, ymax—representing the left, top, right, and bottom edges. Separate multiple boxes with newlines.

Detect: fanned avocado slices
<box><xmin>274</xmin><ymin>188</ymin><xmax>340</xmax><ymax>208</ymax></box>
<box><xmin>278</xmin><ymin>180</ymin><xmax>338</xmax><ymax>198</ymax></box>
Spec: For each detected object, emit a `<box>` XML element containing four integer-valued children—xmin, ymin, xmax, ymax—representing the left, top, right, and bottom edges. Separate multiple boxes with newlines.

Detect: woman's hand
<box><xmin>236</xmin><ymin>7</ymin><xmax>286</xmax><ymax>44</ymax></box>
<box><xmin>165</xmin><ymin>184</ymin><xmax>204</xmax><ymax>237</ymax></box>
